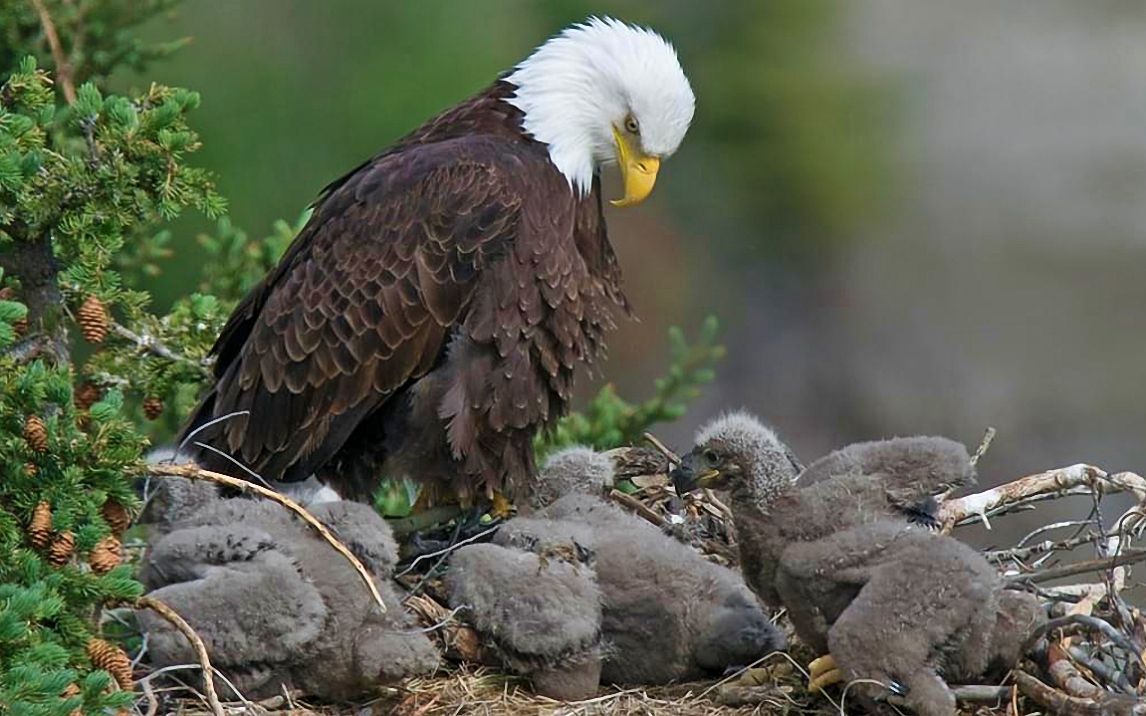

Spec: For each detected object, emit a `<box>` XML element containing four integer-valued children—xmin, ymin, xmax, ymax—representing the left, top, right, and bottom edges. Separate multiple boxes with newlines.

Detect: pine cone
<box><xmin>61</xmin><ymin>683</ymin><xmax>82</xmax><ymax>716</ymax></box>
<box><xmin>47</xmin><ymin>530</ymin><xmax>75</xmax><ymax>566</ymax></box>
<box><xmin>86</xmin><ymin>638</ymin><xmax>133</xmax><ymax>690</ymax></box>
<box><xmin>74</xmin><ymin>382</ymin><xmax>102</xmax><ymax>411</ymax></box>
<box><xmin>23</xmin><ymin>415</ymin><xmax>48</xmax><ymax>453</ymax></box>
<box><xmin>29</xmin><ymin>501</ymin><xmax>52</xmax><ymax>549</ymax></box>
<box><xmin>101</xmin><ymin>500</ymin><xmax>130</xmax><ymax>535</ymax></box>
<box><xmin>142</xmin><ymin>396</ymin><xmax>163</xmax><ymax>421</ymax></box>
<box><xmin>77</xmin><ymin>295</ymin><xmax>109</xmax><ymax>344</ymax></box>
<box><xmin>89</xmin><ymin>536</ymin><xmax>122</xmax><ymax>575</ymax></box>
<box><xmin>24</xmin><ymin>462</ymin><xmax>37</xmax><ymax>478</ymax></box>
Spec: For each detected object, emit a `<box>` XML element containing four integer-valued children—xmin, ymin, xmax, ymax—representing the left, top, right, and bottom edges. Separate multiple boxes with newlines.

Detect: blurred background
<box><xmin>131</xmin><ymin>0</ymin><xmax>1146</xmax><ymax>500</ymax></box>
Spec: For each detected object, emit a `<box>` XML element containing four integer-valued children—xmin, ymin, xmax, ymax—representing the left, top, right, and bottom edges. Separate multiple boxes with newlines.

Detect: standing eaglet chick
<box><xmin>672</xmin><ymin>412</ymin><xmax>976</xmax><ymax>607</ymax></box>
<box><xmin>445</xmin><ymin>543</ymin><xmax>603</xmax><ymax>700</ymax></box>
<box><xmin>673</xmin><ymin>413</ymin><xmax>1042</xmax><ymax>711</ymax></box>
<box><xmin>497</xmin><ymin>490</ymin><xmax>786</xmax><ymax>685</ymax></box>
<box><xmin>776</xmin><ymin>521</ymin><xmax>1044</xmax><ymax>716</ymax></box>
<box><xmin>138</xmin><ymin>480</ymin><xmax>439</xmax><ymax>700</ymax></box>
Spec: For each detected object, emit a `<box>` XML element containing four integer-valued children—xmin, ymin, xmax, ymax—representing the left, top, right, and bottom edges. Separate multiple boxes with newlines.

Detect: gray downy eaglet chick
<box><xmin>525</xmin><ymin>445</ymin><xmax>617</xmax><ymax>510</ymax></box>
<box><xmin>795</xmin><ymin>434</ymin><xmax>977</xmax><ymax>528</ymax></box>
<box><xmin>776</xmin><ymin>520</ymin><xmax>1044</xmax><ymax>716</ymax></box>
<box><xmin>497</xmin><ymin>487</ymin><xmax>786</xmax><ymax>686</ymax></box>
<box><xmin>672</xmin><ymin>412</ymin><xmax>976</xmax><ymax>608</ymax></box>
<box><xmin>138</xmin><ymin>479</ymin><xmax>439</xmax><ymax>701</ymax></box>
<box><xmin>672</xmin><ymin>413</ymin><xmax>1042</xmax><ymax>713</ymax></box>
<box><xmin>445</xmin><ymin>542</ymin><xmax>603</xmax><ymax>701</ymax></box>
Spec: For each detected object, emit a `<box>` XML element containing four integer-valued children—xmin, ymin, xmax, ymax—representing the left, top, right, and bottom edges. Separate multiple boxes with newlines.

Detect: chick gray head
<box><xmin>672</xmin><ymin>412</ymin><xmax>803</xmax><ymax>506</ymax></box>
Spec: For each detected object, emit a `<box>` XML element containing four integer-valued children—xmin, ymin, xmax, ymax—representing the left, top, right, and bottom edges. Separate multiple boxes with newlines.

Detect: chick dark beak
<box><xmin>672</xmin><ymin>453</ymin><xmax>721</xmax><ymax>495</ymax></box>
<box><xmin>671</xmin><ymin>458</ymin><xmax>698</xmax><ymax>496</ymax></box>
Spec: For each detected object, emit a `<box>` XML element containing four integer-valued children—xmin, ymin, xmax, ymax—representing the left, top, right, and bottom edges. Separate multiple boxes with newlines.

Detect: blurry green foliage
<box><xmin>684</xmin><ymin>1</ymin><xmax>895</xmax><ymax>261</ymax></box>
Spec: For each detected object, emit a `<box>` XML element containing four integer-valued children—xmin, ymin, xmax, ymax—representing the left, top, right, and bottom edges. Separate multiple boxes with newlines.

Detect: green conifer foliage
<box><xmin>0</xmin><ymin>3</ymin><xmax>222</xmax><ymax>712</ymax></box>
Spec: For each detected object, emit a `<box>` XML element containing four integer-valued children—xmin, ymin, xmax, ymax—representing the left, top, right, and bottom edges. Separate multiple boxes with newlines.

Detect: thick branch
<box><xmin>1</xmin><ymin>231</ymin><xmax>67</xmax><ymax>363</ymax></box>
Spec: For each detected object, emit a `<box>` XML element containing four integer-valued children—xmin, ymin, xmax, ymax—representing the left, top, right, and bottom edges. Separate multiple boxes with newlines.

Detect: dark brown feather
<box><xmin>182</xmin><ymin>82</ymin><xmax>626</xmax><ymax>501</ymax></box>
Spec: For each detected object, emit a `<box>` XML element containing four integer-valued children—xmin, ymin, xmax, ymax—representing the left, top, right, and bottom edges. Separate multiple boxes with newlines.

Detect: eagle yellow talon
<box><xmin>807</xmin><ymin>654</ymin><xmax>843</xmax><ymax>693</ymax></box>
<box><xmin>489</xmin><ymin>492</ymin><xmax>516</xmax><ymax>520</ymax></box>
<box><xmin>732</xmin><ymin>666</ymin><xmax>774</xmax><ymax>687</ymax></box>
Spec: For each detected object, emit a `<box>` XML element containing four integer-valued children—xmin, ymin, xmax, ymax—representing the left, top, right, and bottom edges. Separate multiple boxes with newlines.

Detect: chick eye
<box><xmin>624</xmin><ymin>115</ymin><xmax>640</xmax><ymax>134</ymax></box>
<box><xmin>703</xmin><ymin>448</ymin><xmax>720</xmax><ymax>465</ymax></box>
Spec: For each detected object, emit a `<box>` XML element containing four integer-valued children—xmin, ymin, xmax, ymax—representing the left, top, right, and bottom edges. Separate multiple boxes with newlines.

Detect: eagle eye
<box><xmin>624</xmin><ymin>115</ymin><xmax>640</xmax><ymax>134</ymax></box>
<box><xmin>703</xmin><ymin>448</ymin><xmax>720</xmax><ymax>465</ymax></box>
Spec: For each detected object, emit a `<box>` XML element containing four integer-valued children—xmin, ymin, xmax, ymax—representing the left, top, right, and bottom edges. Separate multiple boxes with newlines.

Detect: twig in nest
<box><xmin>149</xmin><ymin>462</ymin><xmax>386</xmax><ymax>613</ymax></box>
<box><xmin>950</xmin><ymin>684</ymin><xmax>1011</xmax><ymax>704</ymax></box>
<box><xmin>1013</xmin><ymin>669</ymin><xmax>1144</xmax><ymax>715</ymax></box>
<box><xmin>135</xmin><ymin>596</ymin><xmax>223</xmax><ymax>716</ymax></box>
<box><xmin>29</xmin><ymin>0</ymin><xmax>76</xmax><ymax>104</ymax></box>
<box><xmin>610</xmin><ymin>488</ymin><xmax>666</xmax><ymax>527</ymax></box>
<box><xmin>642</xmin><ymin>431</ymin><xmax>681</xmax><ymax>465</ymax></box>
<box><xmin>394</xmin><ymin>524</ymin><xmax>500</xmax><ymax>579</ymax></box>
<box><xmin>939</xmin><ymin>464</ymin><xmax>1146</xmax><ymax>532</ymax></box>
<box><xmin>1029</xmin><ymin>614</ymin><xmax>1145</xmax><ymax>670</ymax></box>
<box><xmin>1006</xmin><ymin>549</ymin><xmax>1146</xmax><ymax>586</ymax></box>
<box><xmin>1047</xmin><ymin>642</ymin><xmax>1104</xmax><ymax>699</ymax></box>
<box><xmin>970</xmin><ymin>426</ymin><xmax>997</xmax><ymax>468</ymax></box>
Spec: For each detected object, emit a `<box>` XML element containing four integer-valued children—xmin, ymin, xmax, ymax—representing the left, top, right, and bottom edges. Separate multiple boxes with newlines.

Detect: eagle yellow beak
<box><xmin>610</xmin><ymin>126</ymin><xmax>661</xmax><ymax>207</ymax></box>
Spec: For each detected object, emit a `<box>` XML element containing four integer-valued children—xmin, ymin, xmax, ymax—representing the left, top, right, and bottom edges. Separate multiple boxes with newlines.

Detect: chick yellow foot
<box><xmin>489</xmin><ymin>491</ymin><xmax>516</xmax><ymax>520</ymax></box>
<box><xmin>807</xmin><ymin>653</ymin><xmax>844</xmax><ymax>693</ymax></box>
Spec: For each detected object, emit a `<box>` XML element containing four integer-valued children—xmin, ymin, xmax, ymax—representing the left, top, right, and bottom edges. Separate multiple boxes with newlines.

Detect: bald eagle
<box><xmin>182</xmin><ymin>18</ymin><xmax>696</xmax><ymax>504</ymax></box>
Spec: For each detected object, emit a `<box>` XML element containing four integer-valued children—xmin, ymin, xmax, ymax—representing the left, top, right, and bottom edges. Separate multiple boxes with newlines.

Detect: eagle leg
<box><xmin>807</xmin><ymin>653</ymin><xmax>843</xmax><ymax>693</ymax></box>
<box><xmin>489</xmin><ymin>490</ymin><xmax>516</xmax><ymax>520</ymax></box>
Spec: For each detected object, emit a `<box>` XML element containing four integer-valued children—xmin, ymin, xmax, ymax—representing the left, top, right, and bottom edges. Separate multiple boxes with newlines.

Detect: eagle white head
<box><xmin>506</xmin><ymin>17</ymin><xmax>695</xmax><ymax>205</ymax></box>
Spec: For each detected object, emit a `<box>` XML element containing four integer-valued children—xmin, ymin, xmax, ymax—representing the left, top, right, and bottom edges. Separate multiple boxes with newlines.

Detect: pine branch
<box><xmin>111</xmin><ymin>320</ymin><xmax>210</xmax><ymax>374</ymax></box>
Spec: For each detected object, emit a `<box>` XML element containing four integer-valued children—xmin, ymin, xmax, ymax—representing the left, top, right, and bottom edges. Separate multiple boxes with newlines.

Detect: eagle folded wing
<box><xmin>194</xmin><ymin>139</ymin><xmax>525</xmax><ymax>484</ymax></box>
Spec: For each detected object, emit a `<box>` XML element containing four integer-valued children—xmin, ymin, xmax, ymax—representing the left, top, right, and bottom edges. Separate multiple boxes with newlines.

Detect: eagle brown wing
<box><xmin>189</xmin><ymin>136</ymin><xmax>529</xmax><ymax>484</ymax></box>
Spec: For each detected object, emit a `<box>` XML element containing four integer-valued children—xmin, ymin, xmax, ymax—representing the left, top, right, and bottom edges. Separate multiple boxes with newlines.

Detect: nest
<box><xmin>134</xmin><ymin>440</ymin><xmax>1146</xmax><ymax>716</ymax></box>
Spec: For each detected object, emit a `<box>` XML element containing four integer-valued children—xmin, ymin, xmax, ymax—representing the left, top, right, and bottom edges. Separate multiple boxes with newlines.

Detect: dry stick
<box><xmin>1012</xmin><ymin>669</ymin><xmax>1145</xmax><ymax>716</ymax></box>
<box><xmin>149</xmin><ymin>462</ymin><xmax>386</xmax><ymax>613</ymax></box>
<box><xmin>969</xmin><ymin>426</ymin><xmax>997</xmax><ymax>467</ymax></box>
<box><xmin>642</xmin><ymin>431</ymin><xmax>680</xmax><ymax>465</ymax></box>
<box><xmin>29</xmin><ymin>0</ymin><xmax>76</xmax><ymax>104</ymax></box>
<box><xmin>609</xmin><ymin>488</ymin><xmax>666</xmax><ymax>527</ymax></box>
<box><xmin>1006</xmin><ymin>549</ymin><xmax>1146</xmax><ymax>586</ymax></box>
<box><xmin>940</xmin><ymin>464</ymin><xmax>1146</xmax><ymax>532</ymax></box>
<box><xmin>950</xmin><ymin>684</ymin><xmax>1011</xmax><ymax>704</ymax></box>
<box><xmin>135</xmin><ymin>596</ymin><xmax>223</xmax><ymax>716</ymax></box>
<box><xmin>986</xmin><ymin>532</ymin><xmax>1104</xmax><ymax>565</ymax></box>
